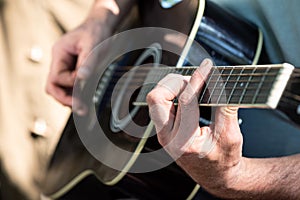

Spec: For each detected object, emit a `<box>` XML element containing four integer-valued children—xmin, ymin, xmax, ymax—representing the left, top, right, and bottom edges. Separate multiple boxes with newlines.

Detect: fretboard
<box><xmin>133</xmin><ymin>63</ymin><xmax>294</xmax><ymax>108</ymax></box>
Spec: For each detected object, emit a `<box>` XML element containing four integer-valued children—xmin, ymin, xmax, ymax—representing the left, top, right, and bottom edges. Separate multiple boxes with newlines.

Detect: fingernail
<box><xmin>201</xmin><ymin>58</ymin><xmax>213</xmax><ymax>67</ymax></box>
<box><xmin>197</xmin><ymin>60</ymin><xmax>213</xmax><ymax>78</ymax></box>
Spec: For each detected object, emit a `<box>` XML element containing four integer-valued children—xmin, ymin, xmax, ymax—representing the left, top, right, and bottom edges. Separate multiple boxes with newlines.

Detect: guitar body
<box><xmin>42</xmin><ymin>0</ymin><xmax>267</xmax><ymax>199</ymax></box>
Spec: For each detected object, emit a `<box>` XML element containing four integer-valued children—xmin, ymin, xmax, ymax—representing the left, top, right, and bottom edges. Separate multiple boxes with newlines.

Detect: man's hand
<box><xmin>46</xmin><ymin>0</ymin><xmax>135</xmax><ymax>114</ymax></box>
<box><xmin>147</xmin><ymin>59</ymin><xmax>243</xmax><ymax>197</ymax></box>
<box><xmin>46</xmin><ymin>19</ymin><xmax>111</xmax><ymax>113</ymax></box>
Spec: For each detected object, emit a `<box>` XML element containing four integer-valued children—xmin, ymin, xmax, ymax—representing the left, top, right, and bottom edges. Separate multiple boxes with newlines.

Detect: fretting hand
<box><xmin>147</xmin><ymin>59</ymin><xmax>243</xmax><ymax>196</ymax></box>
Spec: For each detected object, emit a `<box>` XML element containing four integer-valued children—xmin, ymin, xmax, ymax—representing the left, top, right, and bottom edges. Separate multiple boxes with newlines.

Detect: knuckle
<box><xmin>221</xmin><ymin>133</ymin><xmax>243</xmax><ymax>152</ymax></box>
<box><xmin>229</xmin><ymin>134</ymin><xmax>243</xmax><ymax>147</ymax></box>
<box><xmin>146</xmin><ymin>90</ymin><xmax>162</xmax><ymax>105</ymax></box>
<box><xmin>157</xmin><ymin>134</ymin><xmax>169</xmax><ymax>147</ymax></box>
<box><xmin>50</xmin><ymin>75</ymin><xmax>59</xmax><ymax>85</ymax></box>
<box><xmin>178</xmin><ymin>91</ymin><xmax>196</xmax><ymax>106</ymax></box>
<box><xmin>178</xmin><ymin>92</ymin><xmax>190</xmax><ymax>105</ymax></box>
<box><xmin>221</xmin><ymin>107</ymin><xmax>239</xmax><ymax>116</ymax></box>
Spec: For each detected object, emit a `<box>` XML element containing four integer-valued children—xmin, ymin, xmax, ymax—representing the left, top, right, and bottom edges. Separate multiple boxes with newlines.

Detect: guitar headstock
<box><xmin>278</xmin><ymin>68</ymin><xmax>300</xmax><ymax>126</ymax></box>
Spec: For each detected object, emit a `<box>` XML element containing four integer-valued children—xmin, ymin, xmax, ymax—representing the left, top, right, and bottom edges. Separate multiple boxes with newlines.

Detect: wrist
<box><xmin>180</xmin><ymin>153</ymin><xmax>244</xmax><ymax>198</ymax></box>
<box><xmin>86</xmin><ymin>0</ymin><xmax>136</xmax><ymax>31</ymax></box>
<box><xmin>205</xmin><ymin>156</ymin><xmax>246</xmax><ymax>199</ymax></box>
<box><xmin>88</xmin><ymin>0</ymin><xmax>119</xmax><ymax>28</ymax></box>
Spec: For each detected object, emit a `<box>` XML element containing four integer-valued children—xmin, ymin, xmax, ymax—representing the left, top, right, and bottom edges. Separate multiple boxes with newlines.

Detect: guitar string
<box><xmin>111</xmin><ymin>65</ymin><xmax>299</xmax><ymax>75</ymax></box>
<box><xmin>104</xmin><ymin>83</ymin><xmax>277</xmax><ymax>94</ymax></box>
<box><xmin>103</xmin><ymin>74</ymin><xmax>280</xmax><ymax>91</ymax></box>
<box><xmin>99</xmin><ymin>81</ymin><xmax>300</xmax><ymax>105</ymax></box>
<box><xmin>94</xmin><ymin>66</ymin><xmax>298</xmax><ymax>104</ymax></box>
<box><xmin>112</xmin><ymin>68</ymin><xmax>282</xmax><ymax>77</ymax></box>
<box><xmin>100</xmin><ymin>94</ymin><xmax>300</xmax><ymax>107</ymax></box>
<box><xmin>109</xmin><ymin>69</ymin><xmax>291</xmax><ymax>87</ymax></box>
<box><xmin>110</xmin><ymin>66</ymin><xmax>282</xmax><ymax>82</ymax></box>
<box><xmin>105</xmin><ymin>83</ymin><xmax>280</xmax><ymax>99</ymax></box>
<box><xmin>112</xmin><ymin>65</ymin><xmax>285</xmax><ymax>71</ymax></box>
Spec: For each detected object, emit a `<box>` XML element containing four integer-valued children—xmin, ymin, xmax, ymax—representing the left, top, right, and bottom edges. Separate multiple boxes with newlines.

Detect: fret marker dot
<box><xmin>240</xmin><ymin>83</ymin><xmax>244</xmax><ymax>87</ymax></box>
<box><xmin>297</xmin><ymin>105</ymin><xmax>300</xmax><ymax>115</ymax></box>
<box><xmin>238</xmin><ymin>118</ymin><xmax>243</xmax><ymax>125</ymax></box>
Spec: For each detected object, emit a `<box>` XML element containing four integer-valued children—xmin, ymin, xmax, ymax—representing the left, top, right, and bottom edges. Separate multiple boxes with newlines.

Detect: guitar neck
<box><xmin>134</xmin><ymin>63</ymin><xmax>294</xmax><ymax>108</ymax></box>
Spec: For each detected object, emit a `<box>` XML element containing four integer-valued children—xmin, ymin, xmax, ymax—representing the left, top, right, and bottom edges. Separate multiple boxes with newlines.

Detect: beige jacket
<box><xmin>0</xmin><ymin>0</ymin><xmax>92</xmax><ymax>199</ymax></box>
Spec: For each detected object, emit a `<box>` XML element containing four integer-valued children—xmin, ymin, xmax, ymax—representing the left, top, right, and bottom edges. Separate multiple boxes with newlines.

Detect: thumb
<box><xmin>214</xmin><ymin>106</ymin><xmax>240</xmax><ymax>140</ymax></box>
<box><xmin>76</xmin><ymin>33</ymin><xmax>111</xmax><ymax>80</ymax></box>
<box><xmin>72</xmin><ymin>47</ymin><xmax>93</xmax><ymax>116</ymax></box>
<box><xmin>76</xmin><ymin>48</ymin><xmax>93</xmax><ymax>80</ymax></box>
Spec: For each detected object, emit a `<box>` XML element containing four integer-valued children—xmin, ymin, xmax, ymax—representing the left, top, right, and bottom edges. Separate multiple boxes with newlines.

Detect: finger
<box><xmin>46</xmin><ymin>52</ymin><xmax>76</xmax><ymax>106</ymax></box>
<box><xmin>214</xmin><ymin>106</ymin><xmax>239</xmax><ymax>136</ymax></box>
<box><xmin>76</xmin><ymin>47</ymin><xmax>93</xmax><ymax>80</ymax></box>
<box><xmin>76</xmin><ymin>37</ymin><xmax>109</xmax><ymax>80</ymax></box>
<box><xmin>50</xmin><ymin>70</ymin><xmax>76</xmax><ymax>88</ymax></box>
<box><xmin>46</xmin><ymin>83</ymin><xmax>73</xmax><ymax>106</ymax></box>
<box><xmin>214</xmin><ymin>106</ymin><xmax>241</xmax><ymax>144</ymax></box>
<box><xmin>174</xmin><ymin>59</ymin><xmax>213</xmax><ymax>134</ymax></box>
<box><xmin>71</xmin><ymin>44</ymin><xmax>98</xmax><ymax>116</ymax></box>
<box><xmin>188</xmin><ymin>58</ymin><xmax>214</xmax><ymax>98</ymax></box>
<box><xmin>165</xmin><ymin>59</ymin><xmax>213</xmax><ymax>156</ymax></box>
<box><xmin>147</xmin><ymin>74</ymin><xmax>187</xmax><ymax>144</ymax></box>
<box><xmin>50</xmin><ymin>39</ymin><xmax>78</xmax><ymax>88</ymax></box>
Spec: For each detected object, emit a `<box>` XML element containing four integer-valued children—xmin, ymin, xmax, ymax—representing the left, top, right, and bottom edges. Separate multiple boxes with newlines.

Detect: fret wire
<box><xmin>114</xmin><ymin>67</ymin><xmax>278</xmax><ymax>81</ymax></box>
<box><xmin>113</xmin><ymin>67</ymin><xmax>279</xmax><ymax>102</ymax></box>
<box><xmin>128</xmin><ymin>65</ymin><xmax>286</xmax><ymax>103</ymax></box>
<box><xmin>109</xmin><ymin>77</ymin><xmax>278</xmax><ymax>87</ymax></box>
<box><xmin>108</xmin><ymin>75</ymin><xmax>278</xmax><ymax>88</ymax></box>
<box><xmin>183</xmin><ymin>67</ymin><xmax>188</xmax><ymax>76</ymax></box>
<box><xmin>226</xmin><ymin>67</ymin><xmax>245</xmax><ymax>104</ymax></box>
<box><xmin>119</xmin><ymin>71</ymin><xmax>281</xmax><ymax>77</ymax></box>
<box><xmin>206</xmin><ymin>86</ymin><xmax>274</xmax><ymax>91</ymax></box>
<box><xmin>202</xmin><ymin>72</ymin><xmax>279</xmax><ymax>77</ymax></box>
<box><xmin>111</xmin><ymin>70</ymin><xmax>282</xmax><ymax>94</ymax></box>
<box><xmin>114</xmin><ymin>64</ymin><xmax>281</xmax><ymax>71</ymax></box>
<box><xmin>113</xmin><ymin>66</ymin><xmax>283</xmax><ymax>72</ymax></box>
<box><xmin>119</xmin><ymin>65</ymin><xmax>281</xmax><ymax>70</ymax></box>
<box><xmin>238</xmin><ymin>66</ymin><xmax>257</xmax><ymax>104</ymax></box>
<box><xmin>120</xmin><ymin>71</ymin><xmax>280</xmax><ymax>76</ymax></box>
<box><xmin>199</xmin><ymin>67</ymin><xmax>216</xmax><ymax>103</ymax></box>
<box><xmin>104</xmin><ymin>95</ymin><xmax>270</xmax><ymax>105</ymax></box>
<box><xmin>109</xmin><ymin>86</ymin><xmax>277</xmax><ymax>94</ymax></box>
<box><xmin>113</xmin><ymin>66</ymin><xmax>283</xmax><ymax>76</ymax></box>
<box><xmin>208</xmin><ymin>93</ymin><xmax>270</xmax><ymax>98</ymax></box>
<box><xmin>216</xmin><ymin>67</ymin><xmax>234</xmax><ymax>104</ymax></box>
<box><xmin>251</xmin><ymin>67</ymin><xmax>271</xmax><ymax>104</ymax></box>
<box><xmin>203</xmin><ymin>79</ymin><xmax>276</xmax><ymax>84</ymax></box>
<box><xmin>207</xmin><ymin>66</ymin><xmax>225</xmax><ymax>104</ymax></box>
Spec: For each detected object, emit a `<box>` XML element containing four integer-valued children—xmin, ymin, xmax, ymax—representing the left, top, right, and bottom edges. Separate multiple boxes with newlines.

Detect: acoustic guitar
<box><xmin>42</xmin><ymin>0</ymin><xmax>300</xmax><ymax>199</ymax></box>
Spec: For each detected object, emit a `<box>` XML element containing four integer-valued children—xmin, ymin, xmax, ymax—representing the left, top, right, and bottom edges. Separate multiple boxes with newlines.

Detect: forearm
<box><xmin>147</xmin><ymin>58</ymin><xmax>300</xmax><ymax>199</ymax></box>
<box><xmin>229</xmin><ymin>155</ymin><xmax>300</xmax><ymax>199</ymax></box>
<box><xmin>184</xmin><ymin>154</ymin><xmax>300</xmax><ymax>199</ymax></box>
<box><xmin>87</xmin><ymin>0</ymin><xmax>136</xmax><ymax>30</ymax></box>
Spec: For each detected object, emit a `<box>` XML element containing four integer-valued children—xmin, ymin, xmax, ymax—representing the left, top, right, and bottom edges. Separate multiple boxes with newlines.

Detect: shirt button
<box><xmin>32</xmin><ymin>118</ymin><xmax>48</xmax><ymax>137</ymax></box>
<box><xmin>28</xmin><ymin>46</ymin><xmax>43</xmax><ymax>63</ymax></box>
